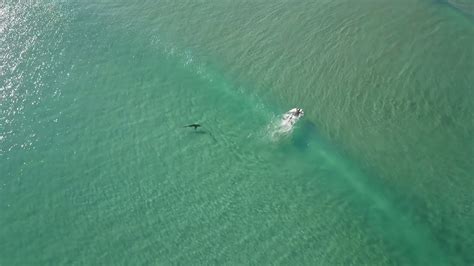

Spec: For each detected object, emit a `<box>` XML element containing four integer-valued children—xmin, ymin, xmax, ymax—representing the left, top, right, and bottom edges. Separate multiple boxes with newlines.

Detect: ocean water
<box><xmin>1</xmin><ymin>0</ymin><xmax>473</xmax><ymax>265</ymax></box>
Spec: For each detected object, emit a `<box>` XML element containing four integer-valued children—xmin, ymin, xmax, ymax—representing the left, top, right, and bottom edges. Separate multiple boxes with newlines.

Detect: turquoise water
<box><xmin>1</xmin><ymin>0</ymin><xmax>473</xmax><ymax>264</ymax></box>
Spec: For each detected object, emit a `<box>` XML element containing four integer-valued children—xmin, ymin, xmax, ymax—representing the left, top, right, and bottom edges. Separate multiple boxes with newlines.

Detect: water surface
<box><xmin>1</xmin><ymin>0</ymin><xmax>473</xmax><ymax>264</ymax></box>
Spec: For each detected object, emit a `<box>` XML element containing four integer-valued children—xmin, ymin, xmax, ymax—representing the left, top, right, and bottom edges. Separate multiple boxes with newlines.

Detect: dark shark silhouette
<box><xmin>184</xmin><ymin>123</ymin><xmax>217</xmax><ymax>142</ymax></box>
<box><xmin>184</xmin><ymin>124</ymin><xmax>201</xmax><ymax>130</ymax></box>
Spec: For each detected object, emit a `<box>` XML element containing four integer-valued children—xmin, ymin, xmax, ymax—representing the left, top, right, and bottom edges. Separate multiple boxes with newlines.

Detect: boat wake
<box><xmin>267</xmin><ymin>108</ymin><xmax>304</xmax><ymax>141</ymax></box>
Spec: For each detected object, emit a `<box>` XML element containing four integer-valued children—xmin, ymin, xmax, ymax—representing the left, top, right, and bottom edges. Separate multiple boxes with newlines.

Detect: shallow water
<box><xmin>1</xmin><ymin>0</ymin><xmax>473</xmax><ymax>264</ymax></box>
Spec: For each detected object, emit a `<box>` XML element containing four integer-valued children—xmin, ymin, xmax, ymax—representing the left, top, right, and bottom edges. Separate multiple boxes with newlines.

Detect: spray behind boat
<box><xmin>267</xmin><ymin>107</ymin><xmax>305</xmax><ymax>140</ymax></box>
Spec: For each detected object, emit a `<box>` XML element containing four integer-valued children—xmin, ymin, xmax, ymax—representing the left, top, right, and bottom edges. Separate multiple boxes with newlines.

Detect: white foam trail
<box><xmin>267</xmin><ymin>109</ymin><xmax>304</xmax><ymax>141</ymax></box>
<box><xmin>267</xmin><ymin>116</ymin><xmax>291</xmax><ymax>141</ymax></box>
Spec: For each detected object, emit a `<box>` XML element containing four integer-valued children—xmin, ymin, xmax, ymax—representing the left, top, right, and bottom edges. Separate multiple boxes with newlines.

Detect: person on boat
<box><xmin>292</xmin><ymin>108</ymin><xmax>303</xmax><ymax>117</ymax></box>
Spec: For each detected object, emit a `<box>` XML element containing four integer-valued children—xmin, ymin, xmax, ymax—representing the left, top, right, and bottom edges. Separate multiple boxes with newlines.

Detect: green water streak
<box><xmin>1</xmin><ymin>1</ymin><xmax>473</xmax><ymax>265</ymax></box>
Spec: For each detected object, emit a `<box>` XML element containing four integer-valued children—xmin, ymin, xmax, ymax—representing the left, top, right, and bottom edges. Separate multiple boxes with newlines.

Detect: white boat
<box><xmin>281</xmin><ymin>108</ymin><xmax>304</xmax><ymax>127</ymax></box>
<box><xmin>267</xmin><ymin>108</ymin><xmax>305</xmax><ymax>140</ymax></box>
